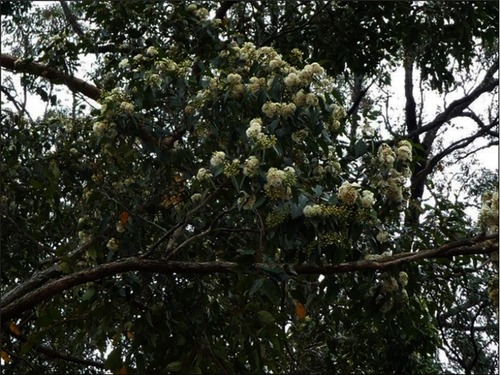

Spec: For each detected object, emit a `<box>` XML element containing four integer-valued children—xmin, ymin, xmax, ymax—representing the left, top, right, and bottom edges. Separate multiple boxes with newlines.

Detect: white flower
<box><xmin>116</xmin><ymin>221</ymin><xmax>126</xmax><ymax>233</ymax></box>
<box><xmin>338</xmin><ymin>181</ymin><xmax>359</xmax><ymax>205</ymax></box>
<box><xmin>303</xmin><ymin>204</ymin><xmax>323</xmax><ymax>217</ymax></box>
<box><xmin>284</xmin><ymin>72</ymin><xmax>302</xmax><ymax>87</ymax></box>
<box><xmin>310</xmin><ymin>62</ymin><xmax>324</xmax><ymax>75</ymax></box>
<box><xmin>210</xmin><ymin>151</ymin><xmax>226</xmax><ymax>167</ymax></box>
<box><xmin>118</xmin><ymin>59</ymin><xmax>129</xmax><ymax>68</ymax></box>
<box><xmin>243</xmin><ymin>156</ymin><xmax>259</xmax><ymax>177</ymax></box>
<box><xmin>262</xmin><ymin>102</ymin><xmax>280</xmax><ymax>118</ymax></box>
<box><xmin>227</xmin><ymin>73</ymin><xmax>242</xmax><ymax>84</ymax></box>
<box><xmin>146</xmin><ymin>46</ymin><xmax>159</xmax><ymax>56</ymax></box>
<box><xmin>360</xmin><ymin>190</ymin><xmax>374</xmax><ymax>208</ymax></box>
<box><xmin>92</xmin><ymin>121</ymin><xmax>108</xmax><ymax>136</ymax></box>
<box><xmin>107</xmin><ymin>238</ymin><xmax>119</xmax><ymax>251</ymax></box>
<box><xmin>266</xmin><ymin>167</ymin><xmax>286</xmax><ymax>187</ymax></box>
<box><xmin>191</xmin><ymin>193</ymin><xmax>202</xmax><ymax>203</ymax></box>
<box><xmin>120</xmin><ymin>101</ymin><xmax>135</xmax><ymax>114</ymax></box>
<box><xmin>396</xmin><ymin>142</ymin><xmax>412</xmax><ymax>162</ymax></box>
<box><xmin>280</xmin><ymin>102</ymin><xmax>296</xmax><ymax>117</ymax></box>
<box><xmin>133</xmin><ymin>54</ymin><xmax>144</xmax><ymax>62</ymax></box>
<box><xmin>305</xmin><ymin>93</ymin><xmax>319</xmax><ymax>107</ymax></box>
<box><xmin>196</xmin><ymin>168</ymin><xmax>212</xmax><ymax>181</ymax></box>
<box><xmin>378</xmin><ymin>143</ymin><xmax>395</xmax><ymax>166</ymax></box>
<box><xmin>376</xmin><ymin>231</ymin><xmax>390</xmax><ymax>243</ymax></box>
<box><xmin>399</xmin><ymin>271</ymin><xmax>409</xmax><ymax>287</ymax></box>
<box><xmin>246</xmin><ymin>119</ymin><xmax>262</xmax><ymax>139</ymax></box>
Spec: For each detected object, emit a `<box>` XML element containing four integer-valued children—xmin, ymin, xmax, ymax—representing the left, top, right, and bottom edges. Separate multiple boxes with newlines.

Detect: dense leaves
<box><xmin>1</xmin><ymin>1</ymin><xmax>498</xmax><ymax>374</ymax></box>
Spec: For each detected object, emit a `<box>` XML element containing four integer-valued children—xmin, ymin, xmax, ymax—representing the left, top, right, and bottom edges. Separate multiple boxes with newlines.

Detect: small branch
<box><xmin>0</xmin><ymin>85</ymin><xmax>34</xmax><ymax>122</ymax></box>
<box><xmin>414</xmin><ymin>123</ymin><xmax>498</xmax><ymax>184</ymax></box>
<box><xmin>1</xmin><ymin>233</ymin><xmax>496</xmax><ymax>322</ymax></box>
<box><xmin>59</xmin><ymin>1</ymin><xmax>84</xmax><ymax>38</ymax></box>
<box><xmin>4</xmin><ymin>327</ymin><xmax>104</xmax><ymax>369</ymax></box>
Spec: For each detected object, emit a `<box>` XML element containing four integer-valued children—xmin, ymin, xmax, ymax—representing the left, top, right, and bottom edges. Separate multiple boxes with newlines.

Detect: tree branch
<box><xmin>215</xmin><ymin>0</ymin><xmax>239</xmax><ymax>20</ymax></box>
<box><xmin>408</xmin><ymin>59</ymin><xmax>499</xmax><ymax>141</ymax></box>
<box><xmin>58</xmin><ymin>0</ymin><xmax>84</xmax><ymax>38</ymax></box>
<box><xmin>1</xmin><ymin>233</ymin><xmax>496</xmax><ymax>322</ymax></box>
<box><xmin>0</xmin><ymin>54</ymin><xmax>179</xmax><ymax>149</ymax></box>
<box><xmin>5</xmin><ymin>327</ymin><xmax>104</xmax><ymax>369</ymax></box>
<box><xmin>1</xmin><ymin>54</ymin><xmax>101</xmax><ymax>101</ymax></box>
<box><xmin>414</xmin><ymin>123</ymin><xmax>499</xmax><ymax>184</ymax></box>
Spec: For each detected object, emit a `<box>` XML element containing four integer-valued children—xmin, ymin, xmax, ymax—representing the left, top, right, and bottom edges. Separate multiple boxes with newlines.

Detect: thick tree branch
<box><xmin>1</xmin><ymin>54</ymin><xmax>101</xmax><ymax>101</ymax></box>
<box><xmin>408</xmin><ymin>59</ymin><xmax>499</xmax><ymax>141</ymax></box>
<box><xmin>0</xmin><ymin>54</ymin><xmax>180</xmax><ymax>149</ymax></box>
<box><xmin>1</xmin><ymin>233</ymin><xmax>497</xmax><ymax>322</ymax></box>
<box><xmin>215</xmin><ymin>0</ymin><xmax>239</xmax><ymax>20</ymax></box>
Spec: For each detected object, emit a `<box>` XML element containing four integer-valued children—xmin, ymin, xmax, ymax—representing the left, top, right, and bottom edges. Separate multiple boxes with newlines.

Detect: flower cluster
<box><xmin>264</xmin><ymin>167</ymin><xmax>296</xmax><ymax>200</ymax></box>
<box><xmin>262</xmin><ymin>101</ymin><xmax>297</xmax><ymax>118</ymax></box>
<box><xmin>378</xmin><ymin>143</ymin><xmax>396</xmax><ymax>166</ymax></box>
<box><xmin>245</xmin><ymin>118</ymin><xmax>276</xmax><ymax>149</ymax></box>
<box><xmin>479</xmin><ymin>190</ymin><xmax>499</xmax><ymax>234</ymax></box>
<box><xmin>210</xmin><ymin>151</ymin><xmax>226</xmax><ymax>167</ymax></box>
<box><xmin>338</xmin><ymin>181</ymin><xmax>360</xmax><ymax>205</ymax></box>
<box><xmin>396</xmin><ymin>140</ymin><xmax>412</xmax><ymax>162</ymax></box>
<box><xmin>196</xmin><ymin>167</ymin><xmax>212</xmax><ymax>181</ymax></box>
<box><xmin>243</xmin><ymin>156</ymin><xmax>259</xmax><ymax>177</ymax></box>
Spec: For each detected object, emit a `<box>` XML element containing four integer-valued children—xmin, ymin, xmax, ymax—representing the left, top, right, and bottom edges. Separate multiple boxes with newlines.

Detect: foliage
<box><xmin>1</xmin><ymin>1</ymin><xmax>498</xmax><ymax>374</ymax></box>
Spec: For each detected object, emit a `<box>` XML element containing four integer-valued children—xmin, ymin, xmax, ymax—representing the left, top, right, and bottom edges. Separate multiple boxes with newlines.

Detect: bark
<box><xmin>1</xmin><ymin>54</ymin><xmax>101</xmax><ymax>101</ymax></box>
<box><xmin>1</xmin><ymin>233</ymin><xmax>497</xmax><ymax>322</ymax></box>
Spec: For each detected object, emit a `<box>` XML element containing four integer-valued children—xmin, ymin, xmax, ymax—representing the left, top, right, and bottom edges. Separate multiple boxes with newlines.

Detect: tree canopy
<box><xmin>1</xmin><ymin>1</ymin><xmax>498</xmax><ymax>374</ymax></box>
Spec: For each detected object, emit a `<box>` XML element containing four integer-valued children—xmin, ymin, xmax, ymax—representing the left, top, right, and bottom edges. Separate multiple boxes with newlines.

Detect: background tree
<box><xmin>1</xmin><ymin>1</ymin><xmax>498</xmax><ymax>374</ymax></box>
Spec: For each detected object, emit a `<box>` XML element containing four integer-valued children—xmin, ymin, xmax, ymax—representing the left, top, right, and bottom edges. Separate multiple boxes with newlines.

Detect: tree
<box><xmin>1</xmin><ymin>1</ymin><xmax>498</xmax><ymax>374</ymax></box>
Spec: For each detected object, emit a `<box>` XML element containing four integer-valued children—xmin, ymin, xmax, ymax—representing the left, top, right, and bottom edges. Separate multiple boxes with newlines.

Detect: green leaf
<box><xmin>354</xmin><ymin>140</ymin><xmax>367</xmax><ymax>157</ymax></box>
<box><xmin>81</xmin><ymin>287</ymin><xmax>95</xmax><ymax>301</ymax></box>
<box><xmin>256</xmin><ymin>310</ymin><xmax>275</xmax><ymax>325</ymax></box>
<box><xmin>165</xmin><ymin>361</ymin><xmax>183</xmax><ymax>372</ymax></box>
<box><xmin>104</xmin><ymin>348</ymin><xmax>122</xmax><ymax>371</ymax></box>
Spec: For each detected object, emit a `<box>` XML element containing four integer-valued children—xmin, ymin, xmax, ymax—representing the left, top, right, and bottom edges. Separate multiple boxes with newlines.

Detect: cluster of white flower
<box><xmin>360</xmin><ymin>190</ymin><xmax>375</xmax><ymax>208</ymax></box>
<box><xmin>146</xmin><ymin>46</ymin><xmax>159</xmax><ymax>56</ymax></box>
<box><xmin>292</xmin><ymin>90</ymin><xmax>319</xmax><ymax>108</ymax></box>
<box><xmin>262</xmin><ymin>101</ymin><xmax>297</xmax><ymax>118</ymax></box>
<box><xmin>120</xmin><ymin>101</ymin><xmax>135</xmax><ymax>115</ymax></box>
<box><xmin>247</xmin><ymin>76</ymin><xmax>267</xmax><ymax>94</ymax></box>
<box><xmin>396</xmin><ymin>140</ymin><xmax>412</xmax><ymax>162</ymax></box>
<box><xmin>378</xmin><ymin>143</ymin><xmax>396</xmax><ymax>166</ymax></box>
<box><xmin>107</xmin><ymin>238</ymin><xmax>119</xmax><ymax>251</ymax></box>
<box><xmin>264</xmin><ymin>167</ymin><xmax>296</xmax><ymax>200</ymax></box>
<box><xmin>187</xmin><ymin>3</ymin><xmax>209</xmax><ymax>20</ymax></box>
<box><xmin>93</xmin><ymin>121</ymin><xmax>109</xmax><ymax>136</ymax></box>
<box><xmin>145</xmin><ymin>72</ymin><xmax>162</xmax><ymax>89</ymax></box>
<box><xmin>226</xmin><ymin>73</ymin><xmax>244</xmax><ymax>97</ymax></box>
<box><xmin>479</xmin><ymin>190</ymin><xmax>499</xmax><ymax>234</ymax></box>
<box><xmin>243</xmin><ymin>156</ymin><xmax>259</xmax><ymax>177</ymax></box>
<box><xmin>266</xmin><ymin>167</ymin><xmax>287</xmax><ymax>187</ymax></box>
<box><xmin>155</xmin><ymin>58</ymin><xmax>178</xmax><ymax>73</ymax></box>
<box><xmin>303</xmin><ymin>204</ymin><xmax>323</xmax><ymax>217</ymax></box>
<box><xmin>196</xmin><ymin>167</ymin><xmax>212</xmax><ymax>181</ymax></box>
<box><xmin>245</xmin><ymin>118</ymin><xmax>276</xmax><ymax>149</ymax></box>
<box><xmin>376</xmin><ymin>230</ymin><xmax>390</xmax><ymax>243</ymax></box>
<box><xmin>338</xmin><ymin>181</ymin><xmax>359</xmax><ymax>205</ymax></box>
<box><xmin>118</xmin><ymin>59</ymin><xmax>130</xmax><ymax>69</ymax></box>
<box><xmin>210</xmin><ymin>151</ymin><xmax>226</xmax><ymax>167</ymax></box>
